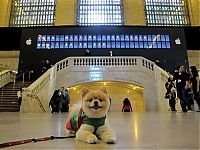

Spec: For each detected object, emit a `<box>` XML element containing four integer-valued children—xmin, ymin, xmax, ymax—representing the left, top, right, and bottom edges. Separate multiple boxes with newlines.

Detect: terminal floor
<box><xmin>0</xmin><ymin>112</ymin><xmax>199</xmax><ymax>150</ymax></box>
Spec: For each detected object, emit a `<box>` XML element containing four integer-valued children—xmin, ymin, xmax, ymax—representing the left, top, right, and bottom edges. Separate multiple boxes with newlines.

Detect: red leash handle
<box><xmin>0</xmin><ymin>137</ymin><xmax>52</xmax><ymax>149</ymax></box>
<box><xmin>0</xmin><ymin>139</ymin><xmax>33</xmax><ymax>148</ymax></box>
<box><xmin>0</xmin><ymin>135</ymin><xmax>75</xmax><ymax>149</ymax></box>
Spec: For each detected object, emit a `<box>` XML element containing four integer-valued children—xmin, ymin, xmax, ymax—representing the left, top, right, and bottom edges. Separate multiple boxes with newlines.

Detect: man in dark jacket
<box><xmin>83</xmin><ymin>49</ymin><xmax>92</xmax><ymax>56</ymax></box>
<box><xmin>165</xmin><ymin>78</ymin><xmax>177</xmax><ymax>111</ymax></box>
<box><xmin>49</xmin><ymin>87</ymin><xmax>65</xmax><ymax>113</ymax></box>
<box><xmin>42</xmin><ymin>59</ymin><xmax>52</xmax><ymax>73</ymax></box>
<box><xmin>61</xmin><ymin>88</ymin><xmax>70</xmax><ymax>112</ymax></box>
<box><xmin>172</xmin><ymin>65</ymin><xmax>192</xmax><ymax>112</ymax></box>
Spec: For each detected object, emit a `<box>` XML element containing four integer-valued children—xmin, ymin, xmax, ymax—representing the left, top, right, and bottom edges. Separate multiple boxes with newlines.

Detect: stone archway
<box><xmin>67</xmin><ymin>81</ymin><xmax>144</xmax><ymax>112</ymax></box>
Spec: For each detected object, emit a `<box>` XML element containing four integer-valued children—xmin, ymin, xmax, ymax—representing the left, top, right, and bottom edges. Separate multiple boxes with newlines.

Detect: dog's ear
<box><xmin>99</xmin><ymin>86</ymin><xmax>107</xmax><ymax>94</ymax></box>
<box><xmin>82</xmin><ymin>87</ymin><xmax>90</xmax><ymax>97</ymax></box>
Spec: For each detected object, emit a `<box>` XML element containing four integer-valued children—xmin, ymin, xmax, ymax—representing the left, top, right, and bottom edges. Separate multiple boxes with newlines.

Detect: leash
<box><xmin>0</xmin><ymin>135</ymin><xmax>75</xmax><ymax>149</ymax></box>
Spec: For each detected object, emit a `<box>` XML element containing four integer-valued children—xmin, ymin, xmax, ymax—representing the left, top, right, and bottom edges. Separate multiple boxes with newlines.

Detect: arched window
<box><xmin>77</xmin><ymin>0</ymin><xmax>124</xmax><ymax>26</ymax></box>
<box><xmin>10</xmin><ymin>0</ymin><xmax>56</xmax><ymax>27</ymax></box>
<box><xmin>144</xmin><ymin>0</ymin><xmax>190</xmax><ymax>26</ymax></box>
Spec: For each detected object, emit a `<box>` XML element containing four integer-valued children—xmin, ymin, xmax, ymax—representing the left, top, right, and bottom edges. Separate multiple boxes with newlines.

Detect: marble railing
<box><xmin>0</xmin><ymin>70</ymin><xmax>16</xmax><ymax>88</ymax></box>
<box><xmin>56</xmin><ymin>57</ymin><xmax>154</xmax><ymax>71</ymax></box>
<box><xmin>21</xmin><ymin>56</ymin><xmax>169</xmax><ymax>112</ymax></box>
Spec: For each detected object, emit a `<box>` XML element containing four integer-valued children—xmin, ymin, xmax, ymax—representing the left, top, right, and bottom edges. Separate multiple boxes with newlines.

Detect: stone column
<box><xmin>0</xmin><ymin>0</ymin><xmax>12</xmax><ymax>27</ymax></box>
<box><xmin>188</xmin><ymin>0</ymin><xmax>200</xmax><ymax>26</ymax></box>
<box><xmin>55</xmin><ymin>0</ymin><xmax>77</xmax><ymax>25</ymax></box>
<box><xmin>123</xmin><ymin>0</ymin><xmax>146</xmax><ymax>26</ymax></box>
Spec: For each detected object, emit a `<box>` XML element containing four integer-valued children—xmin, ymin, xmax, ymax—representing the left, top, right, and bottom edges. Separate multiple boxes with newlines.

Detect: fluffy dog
<box><xmin>65</xmin><ymin>87</ymin><xmax>116</xmax><ymax>144</ymax></box>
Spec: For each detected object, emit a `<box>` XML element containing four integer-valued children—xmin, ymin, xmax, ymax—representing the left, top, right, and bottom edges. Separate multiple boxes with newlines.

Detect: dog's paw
<box><xmin>102</xmin><ymin>135</ymin><xmax>116</xmax><ymax>144</ymax></box>
<box><xmin>65</xmin><ymin>129</ymin><xmax>75</xmax><ymax>137</ymax></box>
<box><xmin>106</xmin><ymin>137</ymin><xmax>116</xmax><ymax>144</ymax></box>
<box><xmin>86</xmin><ymin>134</ymin><xmax>98</xmax><ymax>144</ymax></box>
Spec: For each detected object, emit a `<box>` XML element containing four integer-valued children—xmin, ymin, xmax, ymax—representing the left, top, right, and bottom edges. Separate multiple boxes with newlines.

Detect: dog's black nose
<box><xmin>94</xmin><ymin>101</ymin><xmax>98</xmax><ymax>106</ymax></box>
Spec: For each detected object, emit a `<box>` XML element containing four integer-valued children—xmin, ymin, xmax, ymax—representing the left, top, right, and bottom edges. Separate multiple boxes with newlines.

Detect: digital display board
<box><xmin>36</xmin><ymin>34</ymin><xmax>171</xmax><ymax>49</ymax></box>
<box><xmin>19</xmin><ymin>26</ymin><xmax>188</xmax><ymax>80</ymax></box>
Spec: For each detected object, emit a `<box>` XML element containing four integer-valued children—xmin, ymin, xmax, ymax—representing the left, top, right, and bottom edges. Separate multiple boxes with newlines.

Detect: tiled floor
<box><xmin>0</xmin><ymin>112</ymin><xmax>199</xmax><ymax>150</ymax></box>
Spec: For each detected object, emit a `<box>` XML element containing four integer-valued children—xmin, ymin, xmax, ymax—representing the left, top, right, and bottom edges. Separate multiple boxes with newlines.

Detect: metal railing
<box><xmin>0</xmin><ymin>70</ymin><xmax>17</xmax><ymax>102</ymax></box>
<box><xmin>22</xmin><ymin>67</ymin><xmax>56</xmax><ymax>112</ymax></box>
<box><xmin>13</xmin><ymin>70</ymin><xmax>34</xmax><ymax>90</ymax></box>
<box><xmin>26</xmin><ymin>93</ymin><xmax>46</xmax><ymax>112</ymax></box>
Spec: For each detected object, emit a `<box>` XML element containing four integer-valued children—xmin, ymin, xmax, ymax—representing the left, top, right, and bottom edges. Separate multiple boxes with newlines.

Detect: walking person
<box><xmin>189</xmin><ymin>66</ymin><xmax>200</xmax><ymax>112</ymax></box>
<box><xmin>61</xmin><ymin>88</ymin><xmax>70</xmax><ymax>112</ymax></box>
<box><xmin>165</xmin><ymin>78</ymin><xmax>177</xmax><ymax>111</ymax></box>
<box><xmin>108</xmin><ymin>50</ymin><xmax>113</xmax><ymax>56</ymax></box>
<box><xmin>49</xmin><ymin>87</ymin><xmax>65</xmax><ymax>113</ymax></box>
<box><xmin>171</xmin><ymin>65</ymin><xmax>192</xmax><ymax>112</ymax></box>
<box><xmin>42</xmin><ymin>59</ymin><xmax>52</xmax><ymax>73</ymax></box>
<box><xmin>17</xmin><ymin>88</ymin><xmax>22</xmax><ymax>108</ymax></box>
<box><xmin>155</xmin><ymin>59</ymin><xmax>162</xmax><ymax>68</ymax></box>
<box><xmin>122</xmin><ymin>98</ymin><xmax>133</xmax><ymax>112</ymax></box>
<box><xmin>83</xmin><ymin>49</ymin><xmax>92</xmax><ymax>56</ymax></box>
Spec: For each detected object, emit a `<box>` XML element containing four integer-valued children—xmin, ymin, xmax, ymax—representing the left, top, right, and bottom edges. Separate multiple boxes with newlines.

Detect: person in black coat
<box><xmin>165</xmin><ymin>78</ymin><xmax>177</xmax><ymax>111</ymax></box>
<box><xmin>49</xmin><ymin>87</ymin><xmax>65</xmax><ymax>113</ymax></box>
<box><xmin>172</xmin><ymin>65</ymin><xmax>192</xmax><ymax>112</ymax></box>
<box><xmin>83</xmin><ymin>49</ymin><xmax>92</xmax><ymax>56</ymax></box>
<box><xmin>189</xmin><ymin>66</ymin><xmax>200</xmax><ymax>112</ymax></box>
<box><xmin>61</xmin><ymin>88</ymin><xmax>70</xmax><ymax>112</ymax></box>
<box><xmin>42</xmin><ymin>59</ymin><xmax>52</xmax><ymax>73</ymax></box>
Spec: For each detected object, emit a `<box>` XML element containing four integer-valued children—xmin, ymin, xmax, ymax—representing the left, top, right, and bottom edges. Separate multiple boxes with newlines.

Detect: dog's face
<box><xmin>81</xmin><ymin>87</ymin><xmax>110</xmax><ymax>118</ymax></box>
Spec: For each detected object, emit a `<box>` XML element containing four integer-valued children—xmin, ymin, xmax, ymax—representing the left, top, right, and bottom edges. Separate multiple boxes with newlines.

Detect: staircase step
<box><xmin>0</xmin><ymin>107</ymin><xmax>19</xmax><ymax>112</ymax></box>
<box><xmin>1</xmin><ymin>93</ymin><xmax>18</xmax><ymax>95</ymax></box>
<box><xmin>0</xmin><ymin>102</ymin><xmax>19</xmax><ymax>105</ymax></box>
<box><xmin>1</xmin><ymin>90</ymin><xmax>18</xmax><ymax>92</ymax></box>
<box><xmin>1</xmin><ymin>95</ymin><xmax>18</xmax><ymax>97</ymax></box>
<box><xmin>1</xmin><ymin>99</ymin><xmax>18</xmax><ymax>102</ymax></box>
<box><xmin>1</xmin><ymin>98</ymin><xmax>18</xmax><ymax>100</ymax></box>
<box><xmin>0</xmin><ymin>81</ymin><xmax>32</xmax><ymax>112</ymax></box>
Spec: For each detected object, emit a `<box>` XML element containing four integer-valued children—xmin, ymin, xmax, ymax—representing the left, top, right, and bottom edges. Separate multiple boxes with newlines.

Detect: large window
<box><xmin>144</xmin><ymin>0</ymin><xmax>190</xmax><ymax>26</ymax></box>
<box><xmin>77</xmin><ymin>0</ymin><xmax>124</xmax><ymax>26</ymax></box>
<box><xmin>10</xmin><ymin>0</ymin><xmax>56</xmax><ymax>27</ymax></box>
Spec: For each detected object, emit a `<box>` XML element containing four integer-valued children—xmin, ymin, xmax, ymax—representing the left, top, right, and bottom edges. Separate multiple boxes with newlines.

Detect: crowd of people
<box><xmin>165</xmin><ymin>65</ymin><xmax>200</xmax><ymax>112</ymax></box>
<box><xmin>83</xmin><ymin>49</ymin><xmax>113</xmax><ymax>56</ymax></box>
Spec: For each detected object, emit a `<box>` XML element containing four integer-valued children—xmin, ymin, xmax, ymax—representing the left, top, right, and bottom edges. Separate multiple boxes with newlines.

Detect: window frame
<box><xmin>76</xmin><ymin>0</ymin><xmax>124</xmax><ymax>26</ymax></box>
<box><xmin>144</xmin><ymin>0</ymin><xmax>190</xmax><ymax>26</ymax></box>
<box><xmin>9</xmin><ymin>0</ymin><xmax>56</xmax><ymax>27</ymax></box>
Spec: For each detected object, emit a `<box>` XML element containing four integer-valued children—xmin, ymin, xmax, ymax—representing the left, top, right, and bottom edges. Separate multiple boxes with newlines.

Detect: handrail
<box><xmin>26</xmin><ymin>93</ymin><xmax>46</xmax><ymax>112</ymax></box>
<box><xmin>0</xmin><ymin>86</ymin><xmax>4</xmax><ymax>102</ymax></box>
<box><xmin>0</xmin><ymin>70</ymin><xmax>16</xmax><ymax>88</ymax></box>
<box><xmin>13</xmin><ymin>70</ymin><xmax>34</xmax><ymax>90</ymax></box>
<box><xmin>55</xmin><ymin>56</ymin><xmax>154</xmax><ymax>71</ymax></box>
<box><xmin>28</xmin><ymin>56</ymin><xmax>155</xmax><ymax>95</ymax></box>
<box><xmin>0</xmin><ymin>70</ymin><xmax>17</xmax><ymax>102</ymax></box>
<box><xmin>22</xmin><ymin>68</ymin><xmax>56</xmax><ymax>112</ymax></box>
<box><xmin>28</xmin><ymin>67</ymin><xmax>56</xmax><ymax>94</ymax></box>
<box><xmin>24</xmin><ymin>56</ymin><xmax>154</xmax><ymax>98</ymax></box>
<box><xmin>15</xmin><ymin>70</ymin><xmax>28</xmax><ymax>80</ymax></box>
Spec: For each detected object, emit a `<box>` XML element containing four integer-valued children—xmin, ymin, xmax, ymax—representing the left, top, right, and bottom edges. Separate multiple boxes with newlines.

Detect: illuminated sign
<box><xmin>36</xmin><ymin>34</ymin><xmax>170</xmax><ymax>49</ymax></box>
